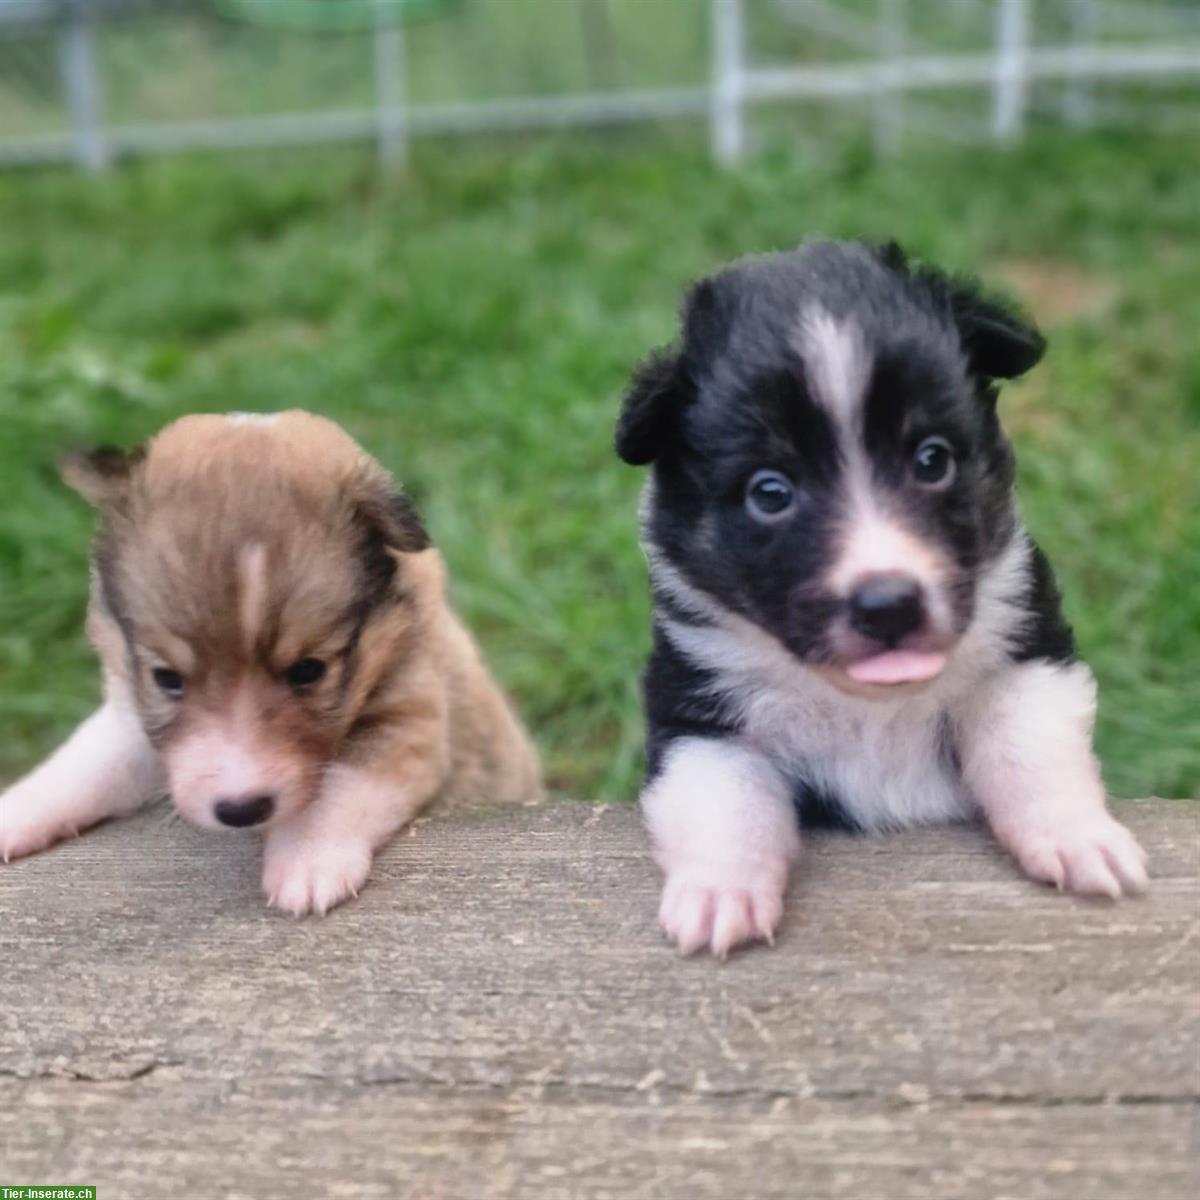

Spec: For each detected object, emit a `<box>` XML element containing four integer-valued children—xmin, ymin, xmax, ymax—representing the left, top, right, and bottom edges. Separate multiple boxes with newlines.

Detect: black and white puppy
<box><xmin>616</xmin><ymin>240</ymin><xmax>1148</xmax><ymax>957</ymax></box>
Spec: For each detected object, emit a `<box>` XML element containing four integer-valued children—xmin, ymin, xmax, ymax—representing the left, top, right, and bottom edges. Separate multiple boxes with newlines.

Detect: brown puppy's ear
<box><xmin>59</xmin><ymin>445</ymin><xmax>145</xmax><ymax>509</ymax></box>
<box><xmin>353</xmin><ymin>474</ymin><xmax>430</xmax><ymax>554</ymax></box>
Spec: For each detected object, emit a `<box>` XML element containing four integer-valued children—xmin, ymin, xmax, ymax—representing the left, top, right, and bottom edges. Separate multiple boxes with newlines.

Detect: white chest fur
<box><xmin>651</xmin><ymin>533</ymin><xmax>1033</xmax><ymax>832</ymax></box>
<box><xmin>661</xmin><ymin>612</ymin><xmax>972</xmax><ymax>830</ymax></box>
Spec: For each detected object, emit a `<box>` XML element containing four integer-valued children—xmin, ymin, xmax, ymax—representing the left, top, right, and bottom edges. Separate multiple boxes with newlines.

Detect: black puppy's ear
<box><xmin>616</xmin><ymin>277</ymin><xmax>728</xmax><ymax>466</ymax></box>
<box><xmin>950</xmin><ymin>286</ymin><xmax>1046</xmax><ymax>380</ymax></box>
<box><xmin>59</xmin><ymin>444</ymin><xmax>145</xmax><ymax>509</ymax></box>
<box><xmin>354</xmin><ymin>474</ymin><xmax>430</xmax><ymax>554</ymax></box>
<box><xmin>615</xmin><ymin>349</ymin><xmax>684</xmax><ymax>465</ymax></box>
<box><xmin>878</xmin><ymin>246</ymin><xmax>1046</xmax><ymax>381</ymax></box>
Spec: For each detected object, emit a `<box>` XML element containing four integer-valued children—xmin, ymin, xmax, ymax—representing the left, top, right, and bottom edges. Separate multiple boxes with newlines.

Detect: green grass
<box><xmin>0</xmin><ymin>129</ymin><xmax>1197</xmax><ymax>800</ymax></box>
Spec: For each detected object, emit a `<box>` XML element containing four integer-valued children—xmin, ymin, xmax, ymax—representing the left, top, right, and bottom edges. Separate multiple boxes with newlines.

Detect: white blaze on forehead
<box><xmin>238</xmin><ymin>543</ymin><xmax>269</xmax><ymax>656</ymax></box>
<box><xmin>793</xmin><ymin>307</ymin><xmax>871</xmax><ymax>432</ymax></box>
<box><xmin>226</xmin><ymin>412</ymin><xmax>280</xmax><ymax>427</ymax></box>
<box><xmin>792</xmin><ymin>308</ymin><xmax>952</xmax><ymax>619</ymax></box>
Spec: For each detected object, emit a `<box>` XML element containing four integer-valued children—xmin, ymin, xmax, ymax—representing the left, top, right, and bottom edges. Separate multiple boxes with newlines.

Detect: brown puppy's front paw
<box><xmin>1011</xmin><ymin>816</ymin><xmax>1149</xmax><ymax>899</ymax></box>
<box><xmin>262</xmin><ymin>836</ymin><xmax>373</xmax><ymax>917</ymax></box>
<box><xmin>657</xmin><ymin>859</ymin><xmax>788</xmax><ymax>958</ymax></box>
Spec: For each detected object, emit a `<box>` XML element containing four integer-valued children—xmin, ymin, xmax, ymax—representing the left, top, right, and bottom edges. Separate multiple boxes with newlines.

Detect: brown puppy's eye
<box><xmin>152</xmin><ymin>667</ymin><xmax>184</xmax><ymax>699</ymax></box>
<box><xmin>912</xmin><ymin>437</ymin><xmax>956</xmax><ymax>488</ymax></box>
<box><xmin>285</xmin><ymin>658</ymin><xmax>326</xmax><ymax>688</ymax></box>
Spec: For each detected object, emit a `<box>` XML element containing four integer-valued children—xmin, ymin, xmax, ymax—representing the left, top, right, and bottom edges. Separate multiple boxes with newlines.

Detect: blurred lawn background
<box><xmin>0</xmin><ymin>2</ymin><xmax>1197</xmax><ymax>801</ymax></box>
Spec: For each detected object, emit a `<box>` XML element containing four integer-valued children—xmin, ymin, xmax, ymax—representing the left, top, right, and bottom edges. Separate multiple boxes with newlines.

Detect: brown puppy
<box><xmin>0</xmin><ymin>411</ymin><xmax>541</xmax><ymax>914</ymax></box>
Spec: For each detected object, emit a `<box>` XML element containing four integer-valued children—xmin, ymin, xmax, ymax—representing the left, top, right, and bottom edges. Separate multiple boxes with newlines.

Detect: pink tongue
<box><xmin>846</xmin><ymin>649</ymin><xmax>947</xmax><ymax>685</ymax></box>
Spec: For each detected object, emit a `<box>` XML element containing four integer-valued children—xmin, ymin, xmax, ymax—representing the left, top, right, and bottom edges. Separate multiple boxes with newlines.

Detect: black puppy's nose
<box><xmin>214</xmin><ymin>793</ymin><xmax>275</xmax><ymax>828</ymax></box>
<box><xmin>849</xmin><ymin>574</ymin><xmax>925</xmax><ymax>645</ymax></box>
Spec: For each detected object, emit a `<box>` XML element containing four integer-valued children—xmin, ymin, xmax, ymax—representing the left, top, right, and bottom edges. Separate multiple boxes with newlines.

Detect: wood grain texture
<box><xmin>2</xmin><ymin>799</ymin><xmax>1197</xmax><ymax>1198</ymax></box>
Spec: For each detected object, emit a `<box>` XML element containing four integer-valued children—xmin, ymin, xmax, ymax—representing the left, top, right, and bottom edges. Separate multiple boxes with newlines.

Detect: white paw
<box><xmin>657</xmin><ymin>859</ymin><xmax>789</xmax><ymax>958</ymax></box>
<box><xmin>262</xmin><ymin>836</ymin><xmax>373</xmax><ymax>917</ymax></box>
<box><xmin>0</xmin><ymin>785</ymin><xmax>81</xmax><ymax>862</ymax></box>
<box><xmin>1010</xmin><ymin>816</ymin><xmax>1149</xmax><ymax>899</ymax></box>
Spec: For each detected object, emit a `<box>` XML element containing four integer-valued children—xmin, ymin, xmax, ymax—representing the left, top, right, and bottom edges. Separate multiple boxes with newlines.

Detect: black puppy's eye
<box><xmin>912</xmin><ymin>437</ymin><xmax>956</xmax><ymax>488</ymax></box>
<box><xmin>745</xmin><ymin>470</ymin><xmax>797</xmax><ymax>521</ymax></box>
<box><xmin>152</xmin><ymin>667</ymin><xmax>184</xmax><ymax>698</ymax></box>
<box><xmin>285</xmin><ymin>658</ymin><xmax>326</xmax><ymax>688</ymax></box>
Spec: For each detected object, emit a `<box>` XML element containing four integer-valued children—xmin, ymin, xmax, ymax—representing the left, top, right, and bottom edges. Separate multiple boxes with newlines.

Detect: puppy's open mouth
<box><xmin>844</xmin><ymin>648</ymin><xmax>948</xmax><ymax>686</ymax></box>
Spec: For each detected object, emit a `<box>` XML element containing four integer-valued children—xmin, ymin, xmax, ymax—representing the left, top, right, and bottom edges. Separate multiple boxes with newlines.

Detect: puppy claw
<box><xmin>0</xmin><ymin>797</ymin><xmax>80</xmax><ymax>863</ymax></box>
<box><xmin>262</xmin><ymin>836</ymin><xmax>373</xmax><ymax>918</ymax></box>
<box><xmin>658</xmin><ymin>866</ymin><xmax>787</xmax><ymax>958</ymax></box>
<box><xmin>1012</xmin><ymin>818</ymin><xmax>1148</xmax><ymax>900</ymax></box>
<box><xmin>664</xmin><ymin>884</ymin><xmax>715</xmax><ymax>957</ymax></box>
<box><xmin>1101</xmin><ymin>844</ymin><xmax>1149</xmax><ymax>896</ymax></box>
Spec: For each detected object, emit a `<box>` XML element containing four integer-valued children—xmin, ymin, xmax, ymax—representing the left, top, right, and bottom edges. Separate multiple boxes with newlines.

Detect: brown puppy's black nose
<box><xmin>849</xmin><ymin>574</ymin><xmax>924</xmax><ymax>645</ymax></box>
<box><xmin>214</xmin><ymin>794</ymin><xmax>275</xmax><ymax>828</ymax></box>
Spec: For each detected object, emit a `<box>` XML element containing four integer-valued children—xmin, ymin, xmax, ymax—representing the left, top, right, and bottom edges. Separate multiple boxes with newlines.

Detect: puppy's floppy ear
<box><xmin>353</xmin><ymin>473</ymin><xmax>430</xmax><ymax>554</ymax></box>
<box><xmin>874</xmin><ymin>243</ymin><xmax>1045</xmax><ymax>381</ymax></box>
<box><xmin>615</xmin><ymin>277</ymin><xmax>726</xmax><ymax>466</ymax></box>
<box><xmin>615</xmin><ymin>349</ymin><xmax>685</xmax><ymax>466</ymax></box>
<box><xmin>59</xmin><ymin>445</ymin><xmax>144</xmax><ymax>509</ymax></box>
<box><xmin>949</xmin><ymin>285</ymin><xmax>1046</xmax><ymax>380</ymax></box>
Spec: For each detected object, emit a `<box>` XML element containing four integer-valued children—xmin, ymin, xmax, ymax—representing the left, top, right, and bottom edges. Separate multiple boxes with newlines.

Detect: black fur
<box><xmin>356</xmin><ymin>489</ymin><xmax>430</xmax><ymax>557</ymax></box>
<box><xmin>642</xmin><ymin>625</ymin><xmax>740</xmax><ymax>779</ymax></box>
<box><xmin>1011</xmin><ymin>544</ymin><xmax>1076</xmax><ymax>664</ymax></box>
<box><xmin>792</xmin><ymin>780</ymin><xmax>860</xmax><ymax>832</ymax></box>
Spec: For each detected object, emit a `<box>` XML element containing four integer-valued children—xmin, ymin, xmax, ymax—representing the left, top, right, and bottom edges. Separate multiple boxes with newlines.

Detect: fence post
<box><xmin>59</xmin><ymin>0</ymin><xmax>108</xmax><ymax>172</ymax></box>
<box><xmin>711</xmin><ymin>0</ymin><xmax>745</xmax><ymax>167</ymax></box>
<box><xmin>991</xmin><ymin>0</ymin><xmax>1029</xmax><ymax>142</ymax></box>
<box><xmin>874</xmin><ymin>0</ymin><xmax>906</xmax><ymax>157</ymax></box>
<box><xmin>373</xmin><ymin>0</ymin><xmax>408</xmax><ymax>169</ymax></box>
<box><xmin>1062</xmin><ymin>0</ymin><xmax>1097</xmax><ymax>127</ymax></box>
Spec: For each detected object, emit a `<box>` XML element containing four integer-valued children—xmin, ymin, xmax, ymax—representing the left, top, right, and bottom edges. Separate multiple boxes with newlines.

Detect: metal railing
<box><xmin>1</xmin><ymin>0</ymin><xmax>1198</xmax><ymax>171</ymax></box>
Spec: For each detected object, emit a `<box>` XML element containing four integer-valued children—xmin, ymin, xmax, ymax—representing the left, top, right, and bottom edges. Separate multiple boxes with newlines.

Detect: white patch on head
<box><xmin>238</xmin><ymin>543</ymin><xmax>269</xmax><ymax>657</ymax></box>
<box><xmin>226</xmin><ymin>412</ymin><xmax>280</xmax><ymax>427</ymax></box>
<box><xmin>793</xmin><ymin>307</ymin><xmax>952</xmax><ymax>622</ymax></box>
<box><xmin>794</xmin><ymin>307</ymin><xmax>871</xmax><ymax>430</ymax></box>
<box><xmin>646</xmin><ymin>530</ymin><xmax>1034</xmax><ymax>833</ymax></box>
<box><xmin>957</xmin><ymin>658</ymin><xmax>1148</xmax><ymax>897</ymax></box>
<box><xmin>642</xmin><ymin>736</ymin><xmax>800</xmax><ymax>957</ymax></box>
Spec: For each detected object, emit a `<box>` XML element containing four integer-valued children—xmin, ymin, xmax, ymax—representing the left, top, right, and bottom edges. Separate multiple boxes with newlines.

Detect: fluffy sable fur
<box><xmin>617</xmin><ymin>240</ymin><xmax>1148</xmax><ymax>957</ymax></box>
<box><xmin>0</xmin><ymin>411</ymin><xmax>541</xmax><ymax>915</ymax></box>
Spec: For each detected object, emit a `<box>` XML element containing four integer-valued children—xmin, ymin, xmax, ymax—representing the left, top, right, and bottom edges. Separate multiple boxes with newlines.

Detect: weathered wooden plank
<box><xmin>5</xmin><ymin>1077</ymin><xmax>1196</xmax><ymax>1200</ymax></box>
<box><xmin>1</xmin><ymin>799</ymin><xmax>1197</xmax><ymax>1198</ymax></box>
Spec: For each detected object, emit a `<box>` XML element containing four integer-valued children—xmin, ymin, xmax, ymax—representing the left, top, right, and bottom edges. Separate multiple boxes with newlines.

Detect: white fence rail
<box><xmin>1</xmin><ymin>0</ymin><xmax>1199</xmax><ymax>172</ymax></box>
